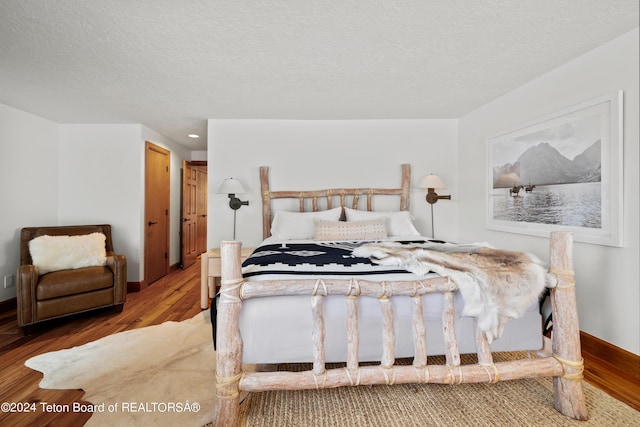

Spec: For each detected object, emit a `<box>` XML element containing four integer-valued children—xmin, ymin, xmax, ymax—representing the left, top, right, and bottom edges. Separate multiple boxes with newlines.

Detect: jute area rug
<box><xmin>25</xmin><ymin>311</ymin><xmax>638</xmax><ymax>427</ymax></box>
<box><xmin>237</xmin><ymin>354</ymin><xmax>639</xmax><ymax>427</ymax></box>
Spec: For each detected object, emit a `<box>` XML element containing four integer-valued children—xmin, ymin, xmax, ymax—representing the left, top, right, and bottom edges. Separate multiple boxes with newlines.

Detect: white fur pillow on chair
<box><xmin>29</xmin><ymin>232</ymin><xmax>107</xmax><ymax>275</ymax></box>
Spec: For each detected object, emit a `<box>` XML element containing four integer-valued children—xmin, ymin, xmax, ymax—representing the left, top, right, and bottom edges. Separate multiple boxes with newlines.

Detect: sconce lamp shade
<box><xmin>217</xmin><ymin>178</ymin><xmax>246</xmax><ymax>195</ymax></box>
<box><xmin>419</xmin><ymin>173</ymin><xmax>451</xmax><ymax>239</ymax></box>
<box><xmin>418</xmin><ymin>174</ymin><xmax>446</xmax><ymax>190</ymax></box>
<box><xmin>217</xmin><ymin>177</ymin><xmax>249</xmax><ymax>240</ymax></box>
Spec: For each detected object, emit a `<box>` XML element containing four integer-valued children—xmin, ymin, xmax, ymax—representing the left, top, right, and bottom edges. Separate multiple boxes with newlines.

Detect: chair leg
<box><xmin>21</xmin><ymin>324</ymin><xmax>38</xmax><ymax>336</ymax></box>
<box><xmin>113</xmin><ymin>304</ymin><xmax>124</xmax><ymax>313</ymax></box>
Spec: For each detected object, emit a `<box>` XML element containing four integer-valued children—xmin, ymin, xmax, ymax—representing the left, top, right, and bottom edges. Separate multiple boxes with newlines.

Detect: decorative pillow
<box><xmin>270</xmin><ymin>207</ymin><xmax>342</xmax><ymax>240</ymax></box>
<box><xmin>29</xmin><ymin>232</ymin><xmax>107</xmax><ymax>275</ymax></box>
<box><xmin>344</xmin><ymin>208</ymin><xmax>421</xmax><ymax>237</ymax></box>
<box><xmin>314</xmin><ymin>218</ymin><xmax>388</xmax><ymax>241</ymax></box>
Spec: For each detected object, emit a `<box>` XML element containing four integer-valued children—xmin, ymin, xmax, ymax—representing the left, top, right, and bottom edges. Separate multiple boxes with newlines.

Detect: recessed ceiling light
<box><xmin>188</xmin><ymin>134</ymin><xmax>199</xmax><ymax>138</ymax></box>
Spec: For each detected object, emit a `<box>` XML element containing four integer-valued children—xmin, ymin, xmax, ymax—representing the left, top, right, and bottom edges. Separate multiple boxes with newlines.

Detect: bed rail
<box><xmin>213</xmin><ymin>232</ymin><xmax>588</xmax><ymax>426</ymax></box>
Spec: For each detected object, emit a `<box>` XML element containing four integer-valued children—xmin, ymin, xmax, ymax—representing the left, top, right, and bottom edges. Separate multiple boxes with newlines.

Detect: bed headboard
<box><xmin>260</xmin><ymin>164</ymin><xmax>411</xmax><ymax>239</ymax></box>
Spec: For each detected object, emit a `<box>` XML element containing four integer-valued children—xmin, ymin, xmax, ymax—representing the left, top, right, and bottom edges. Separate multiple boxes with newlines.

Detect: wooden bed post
<box><xmin>549</xmin><ymin>232</ymin><xmax>589</xmax><ymax>420</ymax></box>
<box><xmin>213</xmin><ymin>241</ymin><xmax>244</xmax><ymax>427</ymax></box>
<box><xmin>260</xmin><ymin>166</ymin><xmax>272</xmax><ymax>240</ymax></box>
<box><xmin>400</xmin><ymin>164</ymin><xmax>411</xmax><ymax>211</ymax></box>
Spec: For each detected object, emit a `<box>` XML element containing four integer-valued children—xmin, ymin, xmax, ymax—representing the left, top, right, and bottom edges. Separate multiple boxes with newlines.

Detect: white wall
<box><xmin>458</xmin><ymin>29</ymin><xmax>639</xmax><ymax>354</ymax></box>
<box><xmin>207</xmin><ymin>119</ymin><xmax>458</xmax><ymax>248</ymax></box>
<box><xmin>0</xmin><ymin>104</ymin><xmax>59</xmax><ymax>301</ymax></box>
<box><xmin>59</xmin><ymin>124</ymin><xmax>145</xmax><ymax>281</ymax></box>
<box><xmin>0</xmin><ymin>114</ymin><xmax>191</xmax><ymax>296</ymax></box>
<box><xmin>191</xmin><ymin>151</ymin><xmax>207</xmax><ymax>162</ymax></box>
<box><xmin>58</xmin><ymin>124</ymin><xmax>190</xmax><ymax>281</ymax></box>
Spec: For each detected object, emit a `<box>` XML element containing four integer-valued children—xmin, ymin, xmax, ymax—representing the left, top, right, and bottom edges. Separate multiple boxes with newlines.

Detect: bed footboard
<box><xmin>213</xmin><ymin>233</ymin><xmax>588</xmax><ymax>426</ymax></box>
<box><xmin>548</xmin><ymin>232</ymin><xmax>589</xmax><ymax>419</ymax></box>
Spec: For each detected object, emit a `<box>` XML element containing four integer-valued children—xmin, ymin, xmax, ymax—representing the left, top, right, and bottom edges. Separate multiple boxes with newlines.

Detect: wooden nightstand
<box><xmin>200</xmin><ymin>247</ymin><xmax>254</xmax><ymax>309</ymax></box>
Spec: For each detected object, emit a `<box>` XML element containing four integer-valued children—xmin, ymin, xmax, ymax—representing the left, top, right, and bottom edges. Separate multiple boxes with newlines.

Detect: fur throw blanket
<box><xmin>353</xmin><ymin>241</ymin><xmax>551</xmax><ymax>342</ymax></box>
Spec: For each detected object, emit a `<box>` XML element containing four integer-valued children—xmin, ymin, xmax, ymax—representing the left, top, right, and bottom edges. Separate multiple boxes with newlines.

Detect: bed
<box><xmin>213</xmin><ymin>164</ymin><xmax>588</xmax><ymax>425</ymax></box>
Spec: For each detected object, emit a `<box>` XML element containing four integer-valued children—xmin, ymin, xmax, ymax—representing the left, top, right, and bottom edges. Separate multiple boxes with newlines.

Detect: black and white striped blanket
<box><xmin>241</xmin><ymin>240</ymin><xmax>430</xmax><ymax>278</ymax></box>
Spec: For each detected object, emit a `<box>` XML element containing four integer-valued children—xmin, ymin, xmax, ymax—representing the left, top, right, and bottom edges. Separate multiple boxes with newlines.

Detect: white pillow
<box><xmin>29</xmin><ymin>233</ymin><xmax>107</xmax><ymax>275</ymax></box>
<box><xmin>314</xmin><ymin>218</ymin><xmax>387</xmax><ymax>241</ymax></box>
<box><xmin>344</xmin><ymin>208</ymin><xmax>420</xmax><ymax>237</ymax></box>
<box><xmin>271</xmin><ymin>207</ymin><xmax>342</xmax><ymax>240</ymax></box>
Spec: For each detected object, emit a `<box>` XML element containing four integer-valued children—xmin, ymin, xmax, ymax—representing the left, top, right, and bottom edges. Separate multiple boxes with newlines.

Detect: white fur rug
<box><xmin>25</xmin><ymin>311</ymin><xmax>216</xmax><ymax>427</ymax></box>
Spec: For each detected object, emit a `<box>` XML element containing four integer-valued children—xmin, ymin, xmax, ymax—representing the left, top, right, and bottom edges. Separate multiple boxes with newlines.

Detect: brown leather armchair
<box><xmin>17</xmin><ymin>224</ymin><xmax>127</xmax><ymax>331</ymax></box>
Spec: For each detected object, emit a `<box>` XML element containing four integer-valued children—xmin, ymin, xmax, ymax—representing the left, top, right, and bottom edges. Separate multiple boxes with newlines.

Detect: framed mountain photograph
<box><xmin>487</xmin><ymin>91</ymin><xmax>624</xmax><ymax>247</ymax></box>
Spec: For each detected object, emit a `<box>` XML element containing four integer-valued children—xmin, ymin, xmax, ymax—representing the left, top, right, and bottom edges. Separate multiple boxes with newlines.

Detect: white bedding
<box><xmin>238</xmin><ymin>237</ymin><xmax>543</xmax><ymax>364</ymax></box>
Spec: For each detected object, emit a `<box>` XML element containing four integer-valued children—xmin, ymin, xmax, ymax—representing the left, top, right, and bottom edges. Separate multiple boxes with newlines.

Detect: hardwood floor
<box><xmin>0</xmin><ymin>259</ymin><xmax>636</xmax><ymax>426</ymax></box>
<box><xmin>0</xmin><ymin>259</ymin><xmax>204</xmax><ymax>427</ymax></box>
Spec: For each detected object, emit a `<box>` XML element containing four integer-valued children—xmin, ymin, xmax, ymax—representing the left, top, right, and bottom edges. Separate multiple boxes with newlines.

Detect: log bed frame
<box><xmin>213</xmin><ymin>164</ymin><xmax>588</xmax><ymax>425</ymax></box>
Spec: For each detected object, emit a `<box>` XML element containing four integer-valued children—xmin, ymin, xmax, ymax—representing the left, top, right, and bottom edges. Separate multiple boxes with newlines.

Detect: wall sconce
<box><xmin>217</xmin><ymin>178</ymin><xmax>249</xmax><ymax>240</ymax></box>
<box><xmin>418</xmin><ymin>174</ymin><xmax>451</xmax><ymax>239</ymax></box>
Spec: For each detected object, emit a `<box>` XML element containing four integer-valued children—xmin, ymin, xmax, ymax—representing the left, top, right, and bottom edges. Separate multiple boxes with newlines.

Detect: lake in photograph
<box><xmin>491</xmin><ymin>182</ymin><xmax>601</xmax><ymax>228</ymax></box>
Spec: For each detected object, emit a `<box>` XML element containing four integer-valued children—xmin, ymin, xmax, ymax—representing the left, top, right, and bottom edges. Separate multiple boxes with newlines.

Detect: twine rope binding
<box><xmin>411</xmin><ymin>280</ymin><xmax>426</xmax><ymax>298</ymax></box>
<box><xmin>345</xmin><ymin>368</ymin><xmax>361</xmax><ymax>386</ymax></box>
<box><xmin>219</xmin><ymin>279</ymin><xmax>244</xmax><ymax>303</ymax></box>
<box><xmin>312</xmin><ymin>279</ymin><xmax>328</xmax><ymax>297</ymax></box>
<box><xmin>378</xmin><ymin>281</ymin><xmax>393</xmax><ymax>300</ymax></box>
<box><xmin>215</xmin><ymin>372</ymin><xmax>243</xmax><ymax>400</ymax></box>
<box><xmin>413</xmin><ymin>365</ymin><xmax>430</xmax><ymax>383</ymax></box>
<box><xmin>479</xmin><ymin>363</ymin><xmax>500</xmax><ymax>383</ymax></box>
<box><xmin>380</xmin><ymin>365</ymin><xmax>396</xmax><ymax>385</ymax></box>
<box><xmin>447</xmin><ymin>365</ymin><xmax>463</xmax><ymax>385</ymax></box>
<box><xmin>553</xmin><ymin>353</ymin><xmax>584</xmax><ymax>381</ymax></box>
<box><xmin>312</xmin><ymin>371</ymin><xmax>327</xmax><ymax>390</ymax></box>
<box><xmin>443</xmin><ymin>276</ymin><xmax>455</xmax><ymax>291</ymax></box>
<box><xmin>549</xmin><ymin>268</ymin><xmax>576</xmax><ymax>290</ymax></box>
<box><xmin>346</xmin><ymin>278</ymin><xmax>361</xmax><ymax>298</ymax></box>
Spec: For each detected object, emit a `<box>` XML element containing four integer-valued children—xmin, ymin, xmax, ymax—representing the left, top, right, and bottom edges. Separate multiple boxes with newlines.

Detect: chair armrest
<box><xmin>17</xmin><ymin>264</ymin><xmax>38</xmax><ymax>326</ymax></box>
<box><xmin>106</xmin><ymin>254</ymin><xmax>127</xmax><ymax>305</ymax></box>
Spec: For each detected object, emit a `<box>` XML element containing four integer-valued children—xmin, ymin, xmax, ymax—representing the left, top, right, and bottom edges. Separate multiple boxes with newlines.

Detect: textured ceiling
<box><xmin>0</xmin><ymin>1</ymin><xmax>638</xmax><ymax>151</ymax></box>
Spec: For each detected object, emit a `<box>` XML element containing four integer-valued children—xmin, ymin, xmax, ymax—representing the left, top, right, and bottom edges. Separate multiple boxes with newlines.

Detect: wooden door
<box><xmin>181</xmin><ymin>161</ymin><xmax>199</xmax><ymax>269</ymax></box>
<box><xmin>145</xmin><ymin>142</ymin><xmax>170</xmax><ymax>285</ymax></box>
<box><xmin>196</xmin><ymin>166</ymin><xmax>208</xmax><ymax>254</ymax></box>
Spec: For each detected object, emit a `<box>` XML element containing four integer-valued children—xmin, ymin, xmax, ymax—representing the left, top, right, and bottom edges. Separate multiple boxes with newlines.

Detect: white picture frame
<box><xmin>487</xmin><ymin>91</ymin><xmax>624</xmax><ymax>247</ymax></box>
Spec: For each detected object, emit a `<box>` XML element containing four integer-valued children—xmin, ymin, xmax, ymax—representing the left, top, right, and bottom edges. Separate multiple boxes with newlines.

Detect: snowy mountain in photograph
<box><xmin>493</xmin><ymin>140</ymin><xmax>601</xmax><ymax>188</ymax></box>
